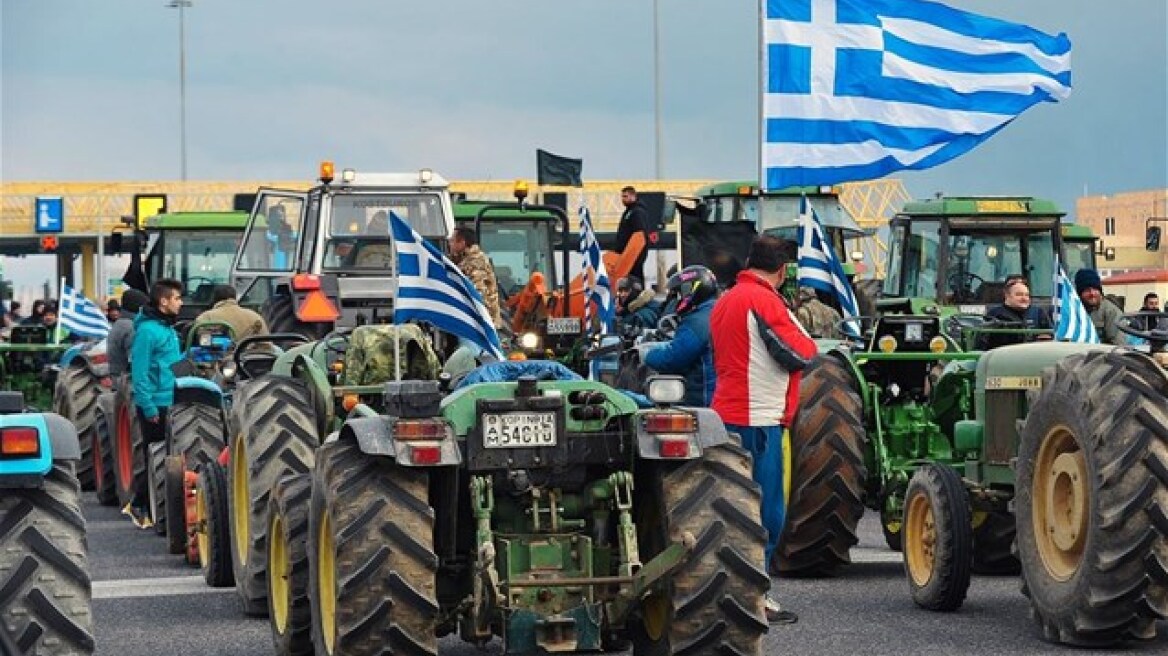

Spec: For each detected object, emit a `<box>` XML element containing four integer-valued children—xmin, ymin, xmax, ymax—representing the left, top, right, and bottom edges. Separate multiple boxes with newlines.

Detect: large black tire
<box><xmin>198</xmin><ymin>460</ymin><xmax>234</xmax><ymax>588</ymax></box>
<box><xmin>167</xmin><ymin>400</ymin><xmax>228</xmax><ymax>467</ymax></box>
<box><xmin>112</xmin><ymin>384</ymin><xmax>147</xmax><ymax>509</ymax></box>
<box><xmin>971</xmin><ymin>511</ymin><xmax>1019</xmax><ymax>575</ymax></box>
<box><xmin>902</xmin><ymin>463</ymin><xmax>972</xmax><ymax>612</ymax></box>
<box><xmin>92</xmin><ymin>399</ymin><xmax>119</xmax><ymax>506</ymax></box>
<box><xmin>308</xmin><ymin>438</ymin><xmax>439</xmax><ymax>656</ymax></box>
<box><xmin>267</xmin><ymin>473</ymin><xmax>313</xmax><ymax>656</ymax></box>
<box><xmin>631</xmin><ymin>442</ymin><xmax>769</xmax><ymax>656</ymax></box>
<box><xmin>165</xmin><ymin>456</ymin><xmax>188</xmax><ymax>555</ymax></box>
<box><xmin>147</xmin><ymin>441</ymin><xmax>168</xmax><ymax>535</ymax></box>
<box><xmin>1017</xmin><ymin>350</ymin><xmax>1168</xmax><ymax>646</ymax></box>
<box><xmin>230</xmin><ymin>377</ymin><xmax>319</xmax><ymax>616</ymax></box>
<box><xmin>53</xmin><ymin>365</ymin><xmax>102</xmax><ymax>491</ymax></box>
<box><xmin>262</xmin><ymin>294</ymin><xmax>332</xmax><ymax>342</ymax></box>
<box><xmin>777</xmin><ymin>356</ymin><xmax>868</xmax><ymax>576</ymax></box>
<box><xmin>0</xmin><ymin>463</ymin><xmax>95</xmax><ymax>655</ymax></box>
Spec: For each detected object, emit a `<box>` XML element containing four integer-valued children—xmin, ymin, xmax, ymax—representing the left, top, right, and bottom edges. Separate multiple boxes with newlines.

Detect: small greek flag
<box><xmin>58</xmin><ymin>282</ymin><xmax>111</xmax><ymax>339</ymax></box>
<box><xmin>797</xmin><ymin>196</ymin><xmax>861</xmax><ymax>338</ymax></box>
<box><xmin>1054</xmin><ymin>267</ymin><xmax>1098</xmax><ymax>344</ymax></box>
<box><xmin>389</xmin><ymin>212</ymin><xmax>503</xmax><ymax>360</ymax></box>
<box><xmin>762</xmin><ymin>0</ymin><xmax>1072</xmax><ymax>189</ymax></box>
<box><xmin>579</xmin><ymin>205</ymin><xmax>614</xmax><ymax>335</ymax></box>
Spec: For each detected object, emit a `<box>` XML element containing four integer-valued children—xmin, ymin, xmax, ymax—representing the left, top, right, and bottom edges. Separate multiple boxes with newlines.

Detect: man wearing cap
<box><xmin>1074</xmin><ymin>269</ymin><xmax>1124</xmax><ymax>346</ymax></box>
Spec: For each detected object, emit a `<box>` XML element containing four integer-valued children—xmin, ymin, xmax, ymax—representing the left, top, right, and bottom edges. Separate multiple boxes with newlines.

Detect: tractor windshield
<box><xmin>149</xmin><ymin>230</ymin><xmax>243</xmax><ymax>305</ymax></box>
<box><xmin>478</xmin><ymin>220</ymin><xmax>556</xmax><ymax>296</ymax></box>
<box><xmin>1062</xmin><ymin>239</ymin><xmax>1096</xmax><ymax>282</ymax></box>
<box><xmin>323</xmin><ymin>193</ymin><xmax>447</xmax><ymax>271</ymax></box>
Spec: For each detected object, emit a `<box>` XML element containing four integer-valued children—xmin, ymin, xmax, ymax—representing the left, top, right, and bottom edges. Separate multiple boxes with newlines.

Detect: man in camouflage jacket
<box><xmin>795</xmin><ymin>286</ymin><xmax>843</xmax><ymax>339</ymax></box>
<box><xmin>450</xmin><ymin>227</ymin><xmax>503</xmax><ymax>328</ymax></box>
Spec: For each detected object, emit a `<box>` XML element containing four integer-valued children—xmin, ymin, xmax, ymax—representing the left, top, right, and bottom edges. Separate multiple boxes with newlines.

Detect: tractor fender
<box><xmin>287</xmin><ymin>351</ymin><xmax>333</xmax><ymax>437</ymax></box>
<box><xmin>0</xmin><ymin>413</ymin><xmax>79</xmax><ymax>484</ymax></box>
<box><xmin>634</xmin><ymin>407</ymin><xmax>733</xmax><ymax>460</ymax></box>
<box><xmin>339</xmin><ymin>416</ymin><xmax>462</xmax><ymax>467</ymax></box>
<box><xmin>173</xmin><ymin>376</ymin><xmax>225</xmax><ymax>408</ymax></box>
<box><xmin>59</xmin><ymin>339</ymin><xmax>110</xmax><ymax>378</ymax></box>
<box><xmin>820</xmin><ymin>345</ymin><xmax>867</xmax><ymax>405</ymax></box>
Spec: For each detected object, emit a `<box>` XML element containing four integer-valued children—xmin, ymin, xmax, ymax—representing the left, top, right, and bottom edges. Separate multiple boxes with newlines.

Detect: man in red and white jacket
<box><xmin>710</xmin><ymin>235</ymin><xmax>816</xmax><ymax>624</ymax></box>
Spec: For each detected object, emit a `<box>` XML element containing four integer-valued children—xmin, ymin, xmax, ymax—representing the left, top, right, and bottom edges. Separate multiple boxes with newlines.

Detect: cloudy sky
<box><xmin>2</xmin><ymin>0</ymin><xmax>1166</xmax><ymax>291</ymax></box>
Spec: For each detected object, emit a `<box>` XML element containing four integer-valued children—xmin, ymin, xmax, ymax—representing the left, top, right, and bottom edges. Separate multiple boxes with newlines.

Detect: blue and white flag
<box><xmin>762</xmin><ymin>0</ymin><xmax>1072</xmax><ymax>189</ymax></box>
<box><xmin>1053</xmin><ymin>267</ymin><xmax>1098</xmax><ymax>344</ymax></box>
<box><xmin>389</xmin><ymin>212</ymin><xmax>503</xmax><ymax>360</ymax></box>
<box><xmin>58</xmin><ymin>282</ymin><xmax>110</xmax><ymax>339</ymax></box>
<box><xmin>797</xmin><ymin>197</ymin><xmax>861</xmax><ymax>338</ymax></box>
<box><xmin>578</xmin><ymin>205</ymin><xmax>614</xmax><ymax>335</ymax></box>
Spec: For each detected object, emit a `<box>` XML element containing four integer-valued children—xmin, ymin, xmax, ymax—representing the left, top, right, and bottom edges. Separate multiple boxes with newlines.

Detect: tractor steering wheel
<box><xmin>946</xmin><ymin>272</ymin><xmax>986</xmax><ymax>302</ymax></box>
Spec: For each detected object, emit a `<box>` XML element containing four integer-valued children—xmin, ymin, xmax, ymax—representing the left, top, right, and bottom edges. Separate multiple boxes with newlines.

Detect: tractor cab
<box><xmin>229</xmin><ymin>162</ymin><xmax>456</xmax><ymax>338</ymax></box>
<box><xmin>137</xmin><ymin>211</ymin><xmax>251</xmax><ymax>320</ymax></box>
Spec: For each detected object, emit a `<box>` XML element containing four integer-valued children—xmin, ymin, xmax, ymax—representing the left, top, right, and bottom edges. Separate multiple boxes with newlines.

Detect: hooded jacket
<box><xmin>617</xmin><ymin>289</ymin><xmax>662</xmax><ymax>332</ymax></box>
<box><xmin>107</xmin><ymin>289</ymin><xmax>149</xmax><ymax>377</ymax></box>
<box><xmin>130</xmin><ymin>305</ymin><xmax>181</xmax><ymax>418</ymax></box>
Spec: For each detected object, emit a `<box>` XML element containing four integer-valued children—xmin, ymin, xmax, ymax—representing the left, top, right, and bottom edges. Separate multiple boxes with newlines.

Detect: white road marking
<box><xmin>849</xmin><ymin>547</ymin><xmax>904</xmax><ymax>564</ymax></box>
<box><xmin>92</xmin><ymin>575</ymin><xmax>229</xmax><ymax>599</ymax></box>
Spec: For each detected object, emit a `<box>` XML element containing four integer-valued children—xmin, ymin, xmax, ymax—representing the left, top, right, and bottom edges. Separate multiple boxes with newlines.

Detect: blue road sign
<box><xmin>35</xmin><ymin>197</ymin><xmax>64</xmax><ymax>233</ymax></box>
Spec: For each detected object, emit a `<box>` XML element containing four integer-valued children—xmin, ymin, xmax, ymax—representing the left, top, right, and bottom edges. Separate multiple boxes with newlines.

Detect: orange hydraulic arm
<box><xmin>563</xmin><ymin>231</ymin><xmax>647</xmax><ymax>319</ymax></box>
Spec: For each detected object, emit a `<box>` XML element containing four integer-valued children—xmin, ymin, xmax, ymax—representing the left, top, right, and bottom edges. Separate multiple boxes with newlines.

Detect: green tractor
<box><xmin>0</xmin><ymin>325</ymin><xmax>68</xmax><ymax>413</ymax></box>
<box><xmin>277</xmin><ymin>363</ymin><xmax>768</xmax><ymax>656</ymax></box>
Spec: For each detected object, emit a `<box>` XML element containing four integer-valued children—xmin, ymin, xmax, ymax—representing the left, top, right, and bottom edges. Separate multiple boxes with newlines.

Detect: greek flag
<box><xmin>58</xmin><ymin>282</ymin><xmax>110</xmax><ymax>339</ymax></box>
<box><xmin>579</xmin><ymin>205</ymin><xmax>614</xmax><ymax>335</ymax></box>
<box><xmin>389</xmin><ymin>212</ymin><xmax>503</xmax><ymax>360</ymax></box>
<box><xmin>1054</xmin><ymin>267</ymin><xmax>1098</xmax><ymax>344</ymax></box>
<box><xmin>762</xmin><ymin>0</ymin><xmax>1072</xmax><ymax>189</ymax></box>
<box><xmin>797</xmin><ymin>197</ymin><xmax>861</xmax><ymax>337</ymax></box>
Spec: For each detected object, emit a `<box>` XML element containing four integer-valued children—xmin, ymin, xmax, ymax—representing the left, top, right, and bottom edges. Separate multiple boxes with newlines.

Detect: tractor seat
<box><xmin>978</xmin><ymin>282</ymin><xmax>1006</xmax><ymax>304</ymax></box>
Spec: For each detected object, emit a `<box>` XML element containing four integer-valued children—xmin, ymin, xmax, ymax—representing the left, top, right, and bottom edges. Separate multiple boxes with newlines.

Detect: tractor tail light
<box><xmin>291</xmin><ymin>274</ymin><xmax>321</xmax><ymax>291</ymax></box>
<box><xmin>394</xmin><ymin>419</ymin><xmax>447</xmax><ymax>441</ymax></box>
<box><xmin>0</xmin><ymin>427</ymin><xmax>40</xmax><ymax>457</ymax></box>
<box><xmin>409</xmin><ymin>444</ymin><xmax>442</xmax><ymax>466</ymax></box>
<box><xmin>658</xmin><ymin>438</ymin><xmax>690</xmax><ymax>458</ymax></box>
<box><xmin>644</xmin><ymin>412</ymin><xmax>696</xmax><ymax>434</ymax></box>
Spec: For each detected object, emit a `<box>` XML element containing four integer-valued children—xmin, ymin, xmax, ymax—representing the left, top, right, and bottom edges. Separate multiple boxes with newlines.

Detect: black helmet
<box><xmin>666</xmin><ymin>265</ymin><xmax>717</xmax><ymax>316</ymax></box>
<box><xmin>617</xmin><ymin>276</ymin><xmax>644</xmax><ymax>297</ymax></box>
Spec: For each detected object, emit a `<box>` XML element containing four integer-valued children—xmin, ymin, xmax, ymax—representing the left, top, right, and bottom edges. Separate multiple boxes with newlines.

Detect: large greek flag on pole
<box><xmin>58</xmin><ymin>282</ymin><xmax>110</xmax><ymax>339</ymax></box>
<box><xmin>389</xmin><ymin>212</ymin><xmax>503</xmax><ymax>360</ymax></box>
<box><xmin>1053</xmin><ymin>267</ymin><xmax>1098</xmax><ymax>344</ymax></box>
<box><xmin>579</xmin><ymin>205</ymin><xmax>614</xmax><ymax>335</ymax></box>
<box><xmin>762</xmin><ymin>0</ymin><xmax>1072</xmax><ymax>189</ymax></box>
<box><xmin>797</xmin><ymin>197</ymin><xmax>861</xmax><ymax>337</ymax></box>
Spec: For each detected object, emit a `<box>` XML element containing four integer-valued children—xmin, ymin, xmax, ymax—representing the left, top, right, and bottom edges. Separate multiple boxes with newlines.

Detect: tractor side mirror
<box><xmin>1104</xmin><ymin>246</ymin><xmax>1116</xmax><ymax>261</ymax></box>
<box><xmin>661</xmin><ymin>198</ymin><xmax>677</xmax><ymax>225</ymax></box>
<box><xmin>1147</xmin><ymin>226</ymin><xmax>1162</xmax><ymax>252</ymax></box>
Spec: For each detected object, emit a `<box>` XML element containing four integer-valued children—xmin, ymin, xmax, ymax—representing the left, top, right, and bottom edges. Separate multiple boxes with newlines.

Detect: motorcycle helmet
<box><xmin>666</xmin><ymin>265</ymin><xmax>718</xmax><ymax>316</ymax></box>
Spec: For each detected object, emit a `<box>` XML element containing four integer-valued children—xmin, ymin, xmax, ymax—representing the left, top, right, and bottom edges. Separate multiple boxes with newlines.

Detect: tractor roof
<box><xmin>696</xmin><ymin>180</ymin><xmax>840</xmax><ymax>198</ymax></box>
<box><xmin>144</xmin><ymin>211</ymin><xmax>250</xmax><ymax>231</ymax></box>
<box><xmin>453</xmin><ymin>200</ymin><xmax>561</xmax><ymax>223</ymax></box>
<box><xmin>899</xmin><ymin>196</ymin><xmax>1064</xmax><ymax>218</ymax></box>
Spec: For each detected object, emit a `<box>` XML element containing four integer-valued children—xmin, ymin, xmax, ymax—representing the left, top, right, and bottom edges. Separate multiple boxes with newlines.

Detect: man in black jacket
<box><xmin>617</xmin><ymin>186</ymin><xmax>650</xmax><ymax>283</ymax></box>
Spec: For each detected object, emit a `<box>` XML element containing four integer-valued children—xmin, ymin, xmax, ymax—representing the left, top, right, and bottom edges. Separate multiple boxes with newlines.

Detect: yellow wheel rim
<box><xmin>971</xmin><ymin>510</ymin><xmax>988</xmax><ymax>530</ymax></box>
<box><xmin>196</xmin><ymin>481</ymin><xmax>210</xmax><ymax>569</ymax></box>
<box><xmin>232</xmin><ymin>433</ymin><xmax>249</xmax><ymax>568</ymax></box>
<box><xmin>642</xmin><ymin>593</ymin><xmax>669</xmax><ymax>642</ymax></box>
<box><xmin>269</xmin><ymin>512</ymin><xmax>289</xmax><ymax>635</ymax></box>
<box><xmin>318</xmin><ymin>510</ymin><xmax>337</xmax><ymax>655</ymax></box>
<box><xmin>1032</xmin><ymin>425</ymin><xmax>1088</xmax><ymax>582</ymax></box>
<box><xmin>905</xmin><ymin>490</ymin><xmax>937</xmax><ymax>587</ymax></box>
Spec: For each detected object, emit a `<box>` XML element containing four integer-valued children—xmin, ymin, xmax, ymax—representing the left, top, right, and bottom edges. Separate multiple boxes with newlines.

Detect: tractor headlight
<box><xmin>647</xmin><ymin>376</ymin><xmax>686</xmax><ymax>405</ymax></box>
<box><xmin>220</xmin><ymin>362</ymin><xmax>237</xmax><ymax>381</ymax></box>
<box><xmin>878</xmin><ymin>335</ymin><xmax>898</xmax><ymax>353</ymax></box>
<box><xmin>519</xmin><ymin>332</ymin><xmax>540</xmax><ymax>350</ymax></box>
<box><xmin>929</xmin><ymin>336</ymin><xmax>947</xmax><ymax>354</ymax></box>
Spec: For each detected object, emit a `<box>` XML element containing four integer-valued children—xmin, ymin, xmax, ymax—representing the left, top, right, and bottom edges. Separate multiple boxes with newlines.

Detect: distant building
<box><xmin>1076</xmin><ymin>189</ymin><xmax>1168</xmax><ymax>273</ymax></box>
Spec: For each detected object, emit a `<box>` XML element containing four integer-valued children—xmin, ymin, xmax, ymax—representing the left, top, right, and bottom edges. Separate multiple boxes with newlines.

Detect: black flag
<box><xmin>536</xmin><ymin>149</ymin><xmax>583</xmax><ymax>187</ymax></box>
<box><xmin>121</xmin><ymin>235</ymin><xmax>149</xmax><ymax>293</ymax></box>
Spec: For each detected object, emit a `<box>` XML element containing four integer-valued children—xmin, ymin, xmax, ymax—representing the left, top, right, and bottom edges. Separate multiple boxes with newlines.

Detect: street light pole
<box><xmin>167</xmin><ymin>0</ymin><xmax>192</xmax><ymax>181</ymax></box>
<box><xmin>652</xmin><ymin>0</ymin><xmax>662</xmax><ymax>180</ymax></box>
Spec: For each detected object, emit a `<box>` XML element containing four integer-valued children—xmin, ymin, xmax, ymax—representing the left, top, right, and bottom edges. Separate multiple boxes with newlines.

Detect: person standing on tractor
<box><xmin>976</xmin><ymin>278</ymin><xmax>1052</xmax><ymax>350</ymax></box>
<box><xmin>617</xmin><ymin>186</ymin><xmax>650</xmax><ymax>283</ymax></box>
<box><xmin>709</xmin><ymin>235</ymin><xmax>816</xmax><ymax>625</ymax></box>
<box><xmin>125</xmin><ymin>278</ymin><xmax>184</xmax><ymax>528</ymax></box>
<box><xmin>449</xmin><ymin>227</ymin><xmax>503</xmax><ymax>329</ymax></box>
<box><xmin>614</xmin><ymin>276</ymin><xmax>661</xmax><ymax>334</ymax></box>
<box><xmin>193</xmin><ymin>285</ymin><xmax>269</xmax><ymax>346</ymax></box>
<box><xmin>107</xmin><ymin>289</ymin><xmax>149</xmax><ymax>381</ymax></box>
<box><xmin>794</xmin><ymin>286</ymin><xmax>843</xmax><ymax>339</ymax></box>
<box><xmin>637</xmin><ymin>266</ymin><xmax>718</xmax><ymax>407</ymax></box>
<box><xmin>1074</xmin><ymin>269</ymin><xmax>1125</xmax><ymax>346</ymax></box>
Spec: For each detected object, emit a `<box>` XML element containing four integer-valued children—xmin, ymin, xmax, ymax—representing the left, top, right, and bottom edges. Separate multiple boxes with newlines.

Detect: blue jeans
<box><xmin>725</xmin><ymin>423</ymin><xmax>786</xmax><ymax>567</ymax></box>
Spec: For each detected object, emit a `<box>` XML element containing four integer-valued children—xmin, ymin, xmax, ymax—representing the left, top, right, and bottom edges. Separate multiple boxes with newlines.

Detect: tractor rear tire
<box><xmin>902</xmin><ymin>463</ymin><xmax>972</xmax><ymax>612</ymax></box>
<box><xmin>267</xmin><ymin>473</ymin><xmax>313</xmax><ymax>656</ymax></box>
<box><xmin>53</xmin><ymin>365</ymin><xmax>102</xmax><ymax>491</ymax></box>
<box><xmin>777</xmin><ymin>355</ymin><xmax>868</xmax><ymax>576</ymax></box>
<box><xmin>971</xmin><ymin>511</ymin><xmax>1020</xmax><ymax>575</ymax></box>
<box><xmin>198</xmin><ymin>460</ymin><xmax>234</xmax><ymax>588</ymax></box>
<box><xmin>230</xmin><ymin>377</ymin><xmax>319</xmax><ymax>616</ymax></box>
<box><xmin>92</xmin><ymin>400</ymin><xmax>119</xmax><ymax>506</ymax></box>
<box><xmin>1017</xmin><ymin>350</ymin><xmax>1168</xmax><ymax>646</ymax></box>
<box><xmin>0</xmin><ymin>463</ymin><xmax>95</xmax><ymax>655</ymax></box>
<box><xmin>167</xmin><ymin>400</ymin><xmax>228</xmax><ymax>468</ymax></box>
<box><xmin>147</xmin><ymin>441</ymin><xmax>168</xmax><ymax>535</ymax></box>
<box><xmin>112</xmin><ymin>385</ymin><xmax>147</xmax><ymax>509</ymax></box>
<box><xmin>631</xmin><ymin>442</ymin><xmax>769</xmax><ymax>656</ymax></box>
<box><xmin>309</xmin><ymin>438</ymin><xmax>439</xmax><ymax>656</ymax></box>
<box><xmin>262</xmin><ymin>294</ymin><xmax>332</xmax><ymax>342</ymax></box>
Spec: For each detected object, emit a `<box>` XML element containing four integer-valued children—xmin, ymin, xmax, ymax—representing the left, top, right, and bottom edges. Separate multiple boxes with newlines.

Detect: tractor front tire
<box><xmin>267</xmin><ymin>473</ymin><xmax>313</xmax><ymax>656</ymax></box>
<box><xmin>229</xmin><ymin>377</ymin><xmax>319</xmax><ymax>616</ymax></box>
<box><xmin>165</xmin><ymin>455</ymin><xmax>188</xmax><ymax>555</ymax></box>
<box><xmin>112</xmin><ymin>385</ymin><xmax>147</xmax><ymax>509</ymax></box>
<box><xmin>308</xmin><ymin>438</ymin><xmax>439</xmax><ymax>656</ymax></box>
<box><xmin>1017</xmin><ymin>350</ymin><xmax>1168</xmax><ymax>646</ymax></box>
<box><xmin>262</xmin><ymin>294</ymin><xmax>332</xmax><ymax>342</ymax></box>
<box><xmin>777</xmin><ymin>355</ymin><xmax>868</xmax><ymax>576</ymax></box>
<box><xmin>91</xmin><ymin>400</ymin><xmax>119</xmax><ymax>506</ymax></box>
<box><xmin>0</xmin><ymin>463</ymin><xmax>95</xmax><ymax>655</ymax></box>
<box><xmin>53</xmin><ymin>365</ymin><xmax>102</xmax><ymax>491</ymax></box>
<box><xmin>902</xmin><ymin>463</ymin><xmax>973</xmax><ymax>612</ymax></box>
<box><xmin>147</xmin><ymin>441</ymin><xmax>168</xmax><ymax>535</ymax></box>
<box><xmin>631</xmin><ymin>442</ymin><xmax>769</xmax><ymax>656</ymax></box>
<box><xmin>167</xmin><ymin>400</ymin><xmax>228</xmax><ymax>468</ymax></box>
<box><xmin>198</xmin><ymin>460</ymin><xmax>234</xmax><ymax>588</ymax></box>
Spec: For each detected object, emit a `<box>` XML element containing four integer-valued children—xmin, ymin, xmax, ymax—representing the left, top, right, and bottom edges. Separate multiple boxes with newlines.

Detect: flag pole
<box><xmin>55</xmin><ymin>276</ymin><xmax>65</xmax><ymax>345</ymax></box>
<box><xmin>757</xmin><ymin>0</ymin><xmax>766</xmax><ymax>191</ymax></box>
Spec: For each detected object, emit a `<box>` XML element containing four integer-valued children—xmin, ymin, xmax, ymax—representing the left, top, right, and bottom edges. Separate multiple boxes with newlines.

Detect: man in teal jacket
<box><xmin>125</xmin><ymin>278</ymin><xmax>184</xmax><ymax>527</ymax></box>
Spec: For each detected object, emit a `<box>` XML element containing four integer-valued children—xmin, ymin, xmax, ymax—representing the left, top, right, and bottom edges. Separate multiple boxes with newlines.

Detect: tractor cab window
<box><xmin>149</xmin><ymin>230</ymin><xmax>243</xmax><ymax>305</ymax></box>
<box><xmin>237</xmin><ymin>196</ymin><xmax>306</xmax><ymax>271</ymax></box>
<box><xmin>898</xmin><ymin>220</ymin><xmax>942</xmax><ymax>299</ymax></box>
<box><xmin>323</xmin><ymin>193</ymin><xmax>447</xmax><ymax>271</ymax></box>
<box><xmin>945</xmin><ymin>227</ymin><xmax>1056</xmax><ymax>303</ymax></box>
<box><xmin>478</xmin><ymin>220</ymin><xmax>555</xmax><ymax>296</ymax></box>
<box><xmin>1062</xmin><ymin>240</ymin><xmax>1096</xmax><ymax>282</ymax></box>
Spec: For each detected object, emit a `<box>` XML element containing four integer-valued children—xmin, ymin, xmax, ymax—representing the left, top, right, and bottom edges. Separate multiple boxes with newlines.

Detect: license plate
<box><xmin>546</xmin><ymin>317</ymin><xmax>581</xmax><ymax>335</ymax></box>
<box><xmin>482</xmin><ymin>412</ymin><xmax>557</xmax><ymax>449</ymax></box>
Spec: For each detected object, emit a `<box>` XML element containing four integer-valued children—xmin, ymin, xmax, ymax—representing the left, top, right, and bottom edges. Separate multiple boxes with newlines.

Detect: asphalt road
<box><xmin>88</xmin><ymin>496</ymin><xmax>1167</xmax><ymax>656</ymax></box>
